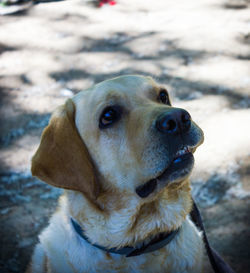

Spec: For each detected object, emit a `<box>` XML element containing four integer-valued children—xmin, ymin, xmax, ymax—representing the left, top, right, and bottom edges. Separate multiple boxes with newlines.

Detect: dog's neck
<box><xmin>64</xmin><ymin>182</ymin><xmax>192</xmax><ymax>249</ymax></box>
<box><xmin>71</xmin><ymin>217</ymin><xmax>180</xmax><ymax>257</ymax></box>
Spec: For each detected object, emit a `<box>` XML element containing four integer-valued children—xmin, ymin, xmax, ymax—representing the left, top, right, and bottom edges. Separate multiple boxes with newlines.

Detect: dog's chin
<box><xmin>136</xmin><ymin>147</ymin><xmax>194</xmax><ymax>198</ymax></box>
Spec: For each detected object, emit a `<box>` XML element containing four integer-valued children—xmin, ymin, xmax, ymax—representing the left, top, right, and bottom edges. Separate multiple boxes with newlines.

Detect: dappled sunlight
<box><xmin>0</xmin><ymin>0</ymin><xmax>249</xmax><ymax>272</ymax></box>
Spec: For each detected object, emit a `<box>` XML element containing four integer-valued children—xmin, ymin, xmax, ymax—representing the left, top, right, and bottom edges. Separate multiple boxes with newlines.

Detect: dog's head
<box><xmin>32</xmin><ymin>75</ymin><xmax>203</xmax><ymax>243</ymax></box>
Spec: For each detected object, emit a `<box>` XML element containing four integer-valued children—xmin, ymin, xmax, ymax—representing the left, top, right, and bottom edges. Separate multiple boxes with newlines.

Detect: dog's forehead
<box><xmin>95</xmin><ymin>75</ymin><xmax>156</xmax><ymax>95</ymax></box>
<box><xmin>74</xmin><ymin>75</ymin><xmax>159</xmax><ymax>107</ymax></box>
<box><xmin>92</xmin><ymin>75</ymin><xmax>159</xmax><ymax>105</ymax></box>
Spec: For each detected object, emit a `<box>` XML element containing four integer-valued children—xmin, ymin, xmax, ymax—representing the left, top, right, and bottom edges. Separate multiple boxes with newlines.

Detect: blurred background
<box><xmin>0</xmin><ymin>0</ymin><xmax>250</xmax><ymax>272</ymax></box>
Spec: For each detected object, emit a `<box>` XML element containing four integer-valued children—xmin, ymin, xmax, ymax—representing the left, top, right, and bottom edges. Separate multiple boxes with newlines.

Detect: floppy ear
<box><xmin>31</xmin><ymin>99</ymin><xmax>100</xmax><ymax>201</ymax></box>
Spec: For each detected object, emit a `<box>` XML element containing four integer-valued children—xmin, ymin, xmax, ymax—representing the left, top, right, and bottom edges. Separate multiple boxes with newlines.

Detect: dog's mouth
<box><xmin>158</xmin><ymin>145</ymin><xmax>194</xmax><ymax>182</ymax></box>
<box><xmin>136</xmin><ymin>146</ymin><xmax>195</xmax><ymax>198</ymax></box>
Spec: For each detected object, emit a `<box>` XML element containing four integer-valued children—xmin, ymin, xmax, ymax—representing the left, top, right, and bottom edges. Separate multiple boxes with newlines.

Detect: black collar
<box><xmin>71</xmin><ymin>218</ymin><xmax>180</xmax><ymax>257</ymax></box>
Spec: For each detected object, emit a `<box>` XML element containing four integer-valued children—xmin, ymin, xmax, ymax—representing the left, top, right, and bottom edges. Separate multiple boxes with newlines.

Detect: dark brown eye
<box><xmin>99</xmin><ymin>106</ymin><xmax>121</xmax><ymax>129</ymax></box>
<box><xmin>158</xmin><ymin>89</ymin><xmax>170</xmax><ymax>105</ymax></box>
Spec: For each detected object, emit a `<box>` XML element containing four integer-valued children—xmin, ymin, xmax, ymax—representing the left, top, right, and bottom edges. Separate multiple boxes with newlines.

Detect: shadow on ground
<box><xmin>0</xmin><ymin>1</ymin><xmax>250</xmax><ymax>272</ymax></box>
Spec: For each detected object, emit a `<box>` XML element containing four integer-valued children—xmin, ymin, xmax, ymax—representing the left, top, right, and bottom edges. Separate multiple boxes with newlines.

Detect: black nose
<box><xmin>156</xmin><ymin>108</ymin><xmax>191</xmax><ymax>134</ymax></box>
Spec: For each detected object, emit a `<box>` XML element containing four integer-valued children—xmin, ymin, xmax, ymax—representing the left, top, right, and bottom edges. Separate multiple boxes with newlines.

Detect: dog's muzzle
<box><xmin>136</xmin><ymin>108</ymin><xmax>194</xmax><ymax>198</ymax></box>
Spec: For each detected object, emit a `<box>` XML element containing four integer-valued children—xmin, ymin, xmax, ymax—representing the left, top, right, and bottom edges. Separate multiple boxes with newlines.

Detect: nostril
<box><xmin>181</xmin><ymin>112</ymin><xmax>191</xmax><ymax>131</ymax></box>
<box><xmin>165</xmin><ymin>119</ymin><xmax>177</xmax><ymax>132</ymax></box>
<box><xmin>157</xmin><ymin>116</ymin><xmax>177</xmax><ymax>133</ymax></box>
<box><xmin>181</xmin><ymin>112</ymin><xmax>191</xmax><ymax>123</ymax></box>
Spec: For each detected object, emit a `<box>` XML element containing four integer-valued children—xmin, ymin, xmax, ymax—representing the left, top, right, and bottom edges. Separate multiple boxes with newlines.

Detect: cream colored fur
<box><xmin>28</xmin><ymin>75</ymin><xmax>205</xmax><ymax>273</ymax></box>
<box><xmin>28</xmin><ymin>193</ymin><xmax>204</xmax><ymax>273</ymax></box>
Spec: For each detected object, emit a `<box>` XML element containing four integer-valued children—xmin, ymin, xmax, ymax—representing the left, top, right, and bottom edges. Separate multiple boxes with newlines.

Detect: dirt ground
<box><xmin>0</xmin><ymin>0</ymin><xmax>250</xmax><ymax>272</ymax></box>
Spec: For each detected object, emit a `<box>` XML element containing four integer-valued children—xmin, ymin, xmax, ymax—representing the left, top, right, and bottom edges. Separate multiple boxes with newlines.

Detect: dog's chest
<box><xmin>59</xmin><ymin>244</ymin><xmax>176</xmax><ymax>273</ymax></box>
<box><xmin>91</xmin><ymin>250</ymin><xmax>172</xmax><ymax>273</ymax></box>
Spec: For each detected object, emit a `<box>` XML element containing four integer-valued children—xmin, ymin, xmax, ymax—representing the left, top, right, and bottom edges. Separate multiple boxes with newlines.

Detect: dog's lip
<box><xmin>172</xmin><ymin>145</ymin><xmax>193</xmax><ymax>162</ymax></box>
<box><xmin>136</xmin><ymin>146</ymin><xmax>195</xmax><ymax>198</ymax></box>
<box><xmin>155</xmin><ymin>145</ymin><xmax>193</xmax><ymax>178</ymax></box>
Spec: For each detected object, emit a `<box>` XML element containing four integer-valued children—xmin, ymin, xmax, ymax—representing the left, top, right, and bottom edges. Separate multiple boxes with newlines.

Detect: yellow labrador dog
<box><xmin>27</xmin><ymin>75</ymin><xmax>204</xmax><ymax>273</ymax></box>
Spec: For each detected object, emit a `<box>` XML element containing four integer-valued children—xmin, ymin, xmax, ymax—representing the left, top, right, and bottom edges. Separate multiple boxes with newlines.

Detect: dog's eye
<box><xmin>158</xmin><ymin>89</ymin><xmax>170</xmax><ymax>105</ymax></box>
<box><xmin>99</xmin><ymin>106</ymin><xmax>121</xmax><ymax>129</ymax></box>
